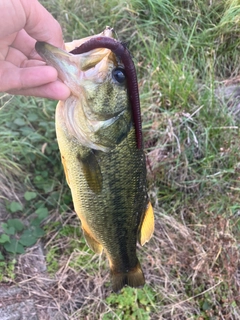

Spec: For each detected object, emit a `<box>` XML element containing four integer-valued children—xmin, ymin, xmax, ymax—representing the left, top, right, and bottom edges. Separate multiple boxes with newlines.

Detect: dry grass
<box><xmin>1</xmin><ymin>0</ymin><xmax>240</xmax><ymax>319</ymax></box>
<box><xmin>4</xmin><ymin>206</ymin><xmax>238</xmax><ymax>319</ymax></box>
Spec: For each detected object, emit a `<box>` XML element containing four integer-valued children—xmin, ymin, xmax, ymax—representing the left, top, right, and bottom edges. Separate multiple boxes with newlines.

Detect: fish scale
<box><xmin>35</xmin><ymin>27</ymin><xmax>154</xmax><ymax>292</ymax></box>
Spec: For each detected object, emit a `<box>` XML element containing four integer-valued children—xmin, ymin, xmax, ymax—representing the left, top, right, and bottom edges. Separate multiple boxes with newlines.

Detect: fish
<box><xmin>35</xmin><ymin>27</ymin><xmax>154</xmax><ymax>292</ymax></box>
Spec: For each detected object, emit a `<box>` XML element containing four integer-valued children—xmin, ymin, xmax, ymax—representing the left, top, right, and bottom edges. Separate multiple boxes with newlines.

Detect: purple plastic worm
<box><xmin>70</xmin><ymin>36</ymin><xmax>143</xmax><ymax>149</ymax></box>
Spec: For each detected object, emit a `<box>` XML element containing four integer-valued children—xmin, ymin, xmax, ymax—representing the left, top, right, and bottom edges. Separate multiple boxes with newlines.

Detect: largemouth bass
<box><xmin>35</xmin><ymin>27</ymin><xmax>154</xmax><ymax>292</ymax></box>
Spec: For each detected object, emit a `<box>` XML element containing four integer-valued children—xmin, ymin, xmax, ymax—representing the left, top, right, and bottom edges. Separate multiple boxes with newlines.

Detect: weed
<box><xmin>0</xmin><ymin>96</ymin><xmax>71</xmax><ymax>260</ymax></box>
<box><xmin>0</xmin><ymin>259</ymin><xmax>16</xmax><ymax>282</ymax></box>
<box><xmin>104</xmin><ymin>286</ymin><xmax>156</xmax><ymax>319</ymax></box>
<box><xmin>1</xmin><ymin>0</ymin><xmax>240</xmax><ymax>318</ymax></box>
<box><xmin>46</xmin><ymin>247</ymin><xmax>60</xmax><ymax>275</ymax></box>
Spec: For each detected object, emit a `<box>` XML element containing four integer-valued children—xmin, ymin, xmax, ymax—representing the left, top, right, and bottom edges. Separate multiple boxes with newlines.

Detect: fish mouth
<box><xmin>35</xmin><ymin>28</ymin><xmax>126</xmax><ymax>152</ymax></box>
<box><xmin>35</xmin><ymin>28</ymin><xmax>116</xmax><ymax>97</ymax></box>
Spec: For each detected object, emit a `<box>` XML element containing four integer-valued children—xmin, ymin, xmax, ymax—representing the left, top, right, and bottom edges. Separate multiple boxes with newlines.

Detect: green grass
<box><xmin>1</xmin><ymin>0</ymin><xmax>240</xmax><ymax>319</ymax></box>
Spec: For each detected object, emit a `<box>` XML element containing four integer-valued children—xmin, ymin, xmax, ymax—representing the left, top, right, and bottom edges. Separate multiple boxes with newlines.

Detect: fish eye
<box><xmin>112</xmin><ymin>67</ymin><xmax>126</xmax><ymax>85</ymax></box>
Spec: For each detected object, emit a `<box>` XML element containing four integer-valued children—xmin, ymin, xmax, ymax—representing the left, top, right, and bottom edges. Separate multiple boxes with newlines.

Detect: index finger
<box><xmin>21</xmin><ymin>0</ymin><xmax>65</xmax><ymax>48</ymax></box>
<box><xmin>0</xmin><ymin>0</ymin><xmax>64</xmax><ymax>49</ymax></box>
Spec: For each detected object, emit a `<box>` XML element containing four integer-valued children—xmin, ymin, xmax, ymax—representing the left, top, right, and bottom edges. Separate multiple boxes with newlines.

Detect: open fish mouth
<box><xmin>35</xmin><ymin>27</ymin><xmax>143</xmax><ymax>149</ymax></box>
<box><xmin>35</xmin><ymin>28</ymin><xmax>127</xmax><ymax>151</ymax></box>
<box><xmin>35</xmin><ymin>28</ymin><xmax>116</xmax><ymax>98</ymax></box>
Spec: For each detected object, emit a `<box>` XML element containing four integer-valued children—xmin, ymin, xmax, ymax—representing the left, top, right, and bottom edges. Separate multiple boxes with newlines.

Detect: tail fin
<box><xmin>110</xmin><ymin>260</ymin><xmax>145</xmax><ymax>292</ymax></box>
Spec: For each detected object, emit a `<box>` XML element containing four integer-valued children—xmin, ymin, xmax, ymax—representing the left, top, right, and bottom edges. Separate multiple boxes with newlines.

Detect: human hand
<box><xmin>0</xmin><ymin>0</ymin><xmax>71</xmax><ymax>100</ymax></box>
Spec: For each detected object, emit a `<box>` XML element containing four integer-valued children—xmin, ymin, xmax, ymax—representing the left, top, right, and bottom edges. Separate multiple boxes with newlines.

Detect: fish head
<box><xmin>35</xmin><ymin>28</ymin><xmax>131</xmax><ymax>151</ymax></box>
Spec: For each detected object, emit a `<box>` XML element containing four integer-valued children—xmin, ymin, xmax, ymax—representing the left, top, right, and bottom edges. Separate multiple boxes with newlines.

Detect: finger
<box><xmin>21</xmin><ymin>0</ymin><xmax>65</xmax><ymax>49</ymax></box>
<box><xmin>10</xmin><ymin>29</ymin><xmax>37</xmax><ymax>59</ymax></box>
<box><xmin>0</xmin><ymin>1</ymin><xmax>64</xmax><ymax>48</ymax></box>
<box><xmin>5</xmin><ymin>46</ymin><xmax>44</xmax><ymax>67</ymax></box>
<box><xmin>0</xmin><ymin>1</ymin><xmax>25</xmax><ymax>37</ymax></box>
<box><xmin>0</xmin><ymin>62</ymin><xmax>59</xmax><ymax>92</ymax></box>
<box><xmin>10</xmin><ymin>30</ymin><xmax>62</xmax><ymax>63</ymax></box>
<box><xmin>8</xmin><ymin>80</ymin><xmax>71</xmax><ymax>100</ymax></box>
<box><xmin>5</xmin><ymin>45</ymin><xmax>46</xmax><ymax>67</ymax></box>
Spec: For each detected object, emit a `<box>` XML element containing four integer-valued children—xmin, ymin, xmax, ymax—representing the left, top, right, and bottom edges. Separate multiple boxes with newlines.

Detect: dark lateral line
<box><xmin>70</xmin><ymin>37</ymin><xmax>143</xmax><ymax>149</ymax></box>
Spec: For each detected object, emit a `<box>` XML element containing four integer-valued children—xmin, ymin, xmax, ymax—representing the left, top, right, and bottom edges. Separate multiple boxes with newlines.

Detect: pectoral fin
<box><xmin>77</xmin><ymin>150</ymin><xmax>103</xmax><ymax>194</ymax></box>
<box><xmin>138</xmin><ymin>202</ymin><xmax>154</xmax><ymax>246</ymax></box>
<box><xmin>61</xmin><ymin>155</ymin><xmax>70</xmax><ymax>186</ymax></box>
<box><xmin>82</xmin><ymin>228</ymin><xmax>103</xmax><ymax>254</ymax></box>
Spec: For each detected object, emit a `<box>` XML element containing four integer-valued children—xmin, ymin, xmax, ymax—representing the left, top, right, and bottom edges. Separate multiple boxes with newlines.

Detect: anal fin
<box><xmin>82</xmin><ymin>227</ymin><xmax>103</xmax><ymax>254</ymax></box>
<box><xmin>138</xmin><ymin>202</ymin><xmax>154</xmax><ymax>246</ymax></box>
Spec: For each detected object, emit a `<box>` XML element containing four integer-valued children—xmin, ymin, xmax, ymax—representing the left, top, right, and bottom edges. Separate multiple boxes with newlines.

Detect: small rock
<box><xmin>0</xmin><ymin>300</ymin><xmax>38</xmax><ymax>320</ymax></box>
